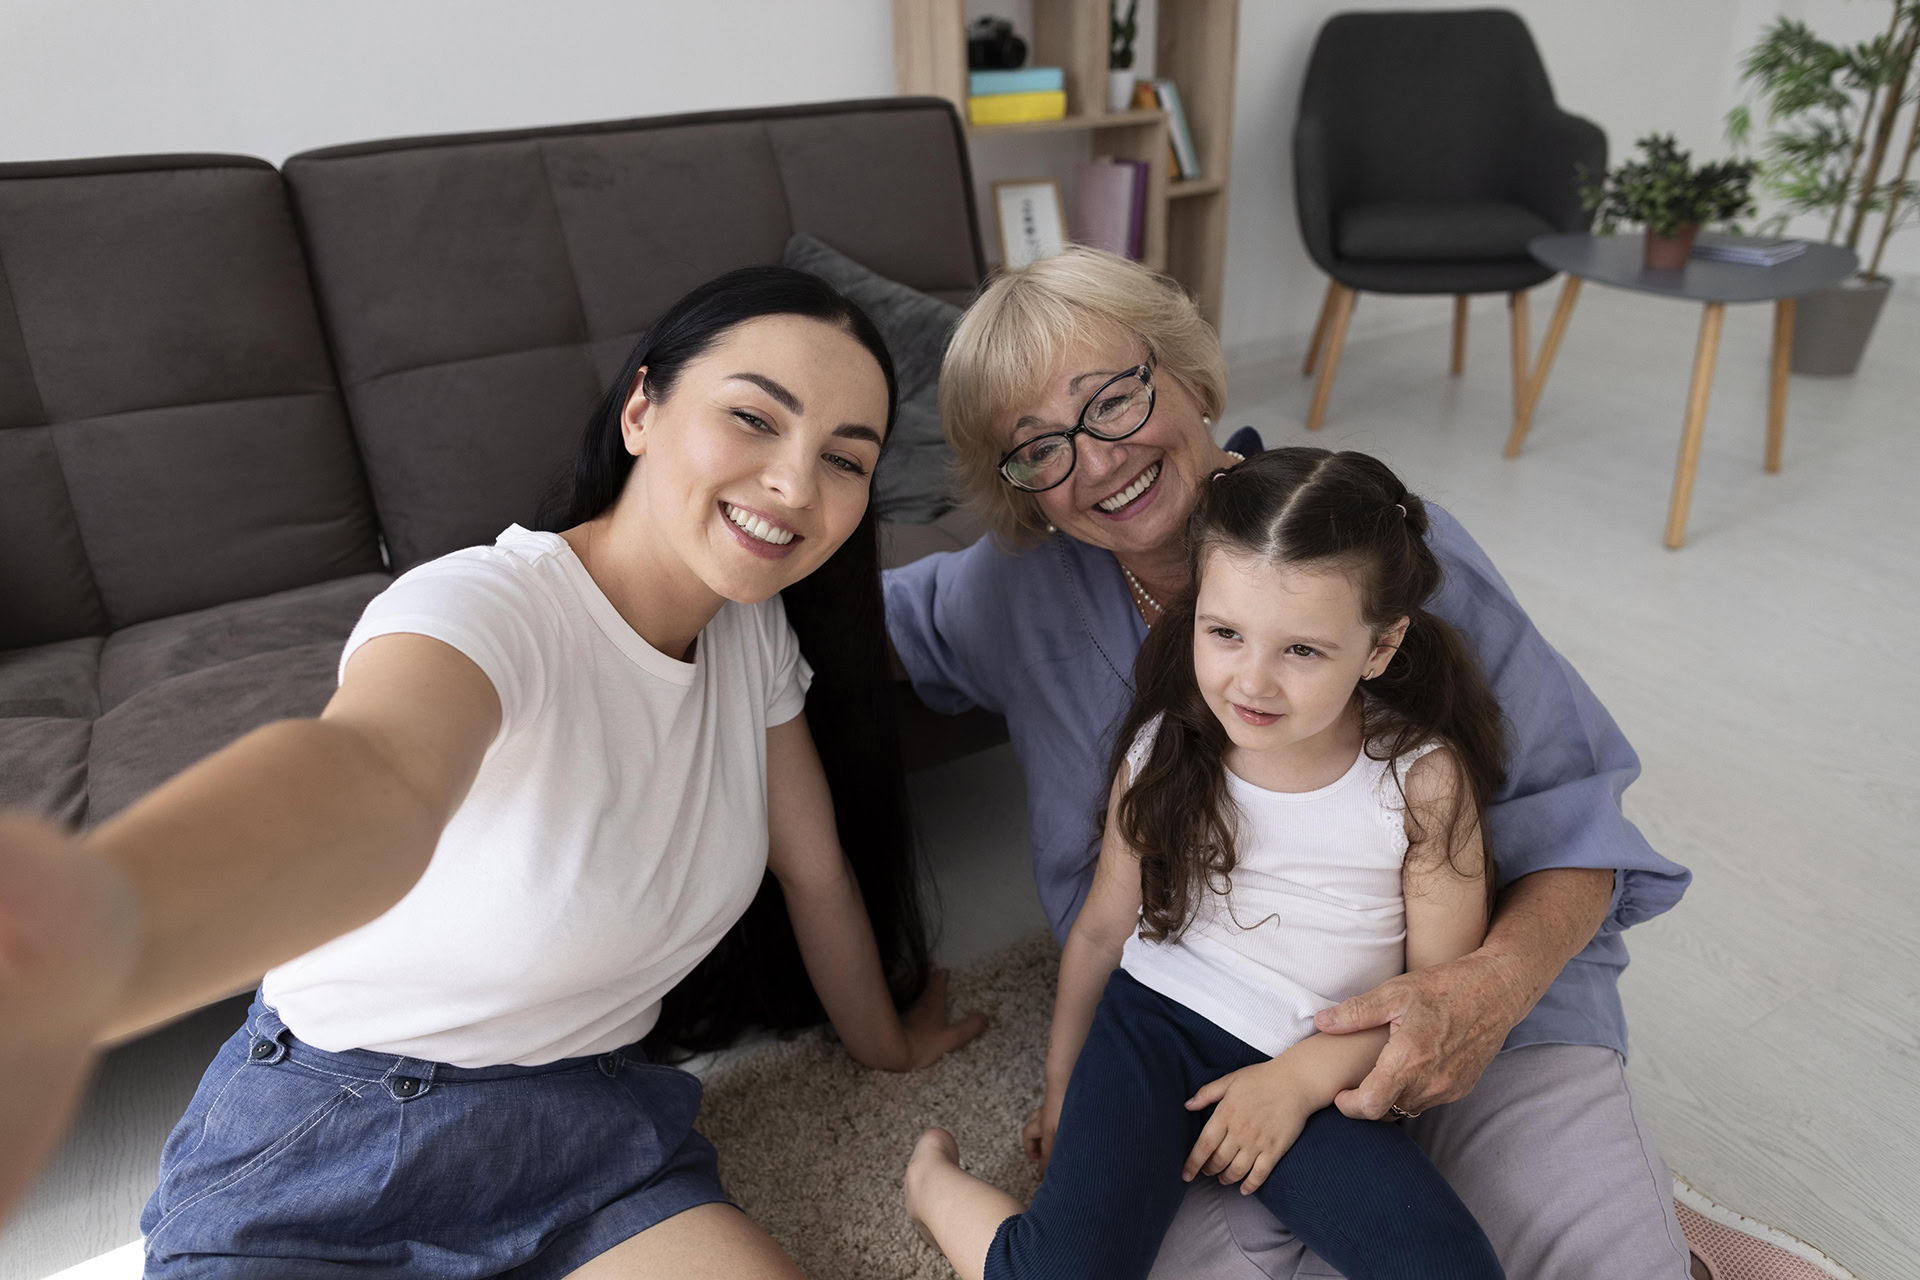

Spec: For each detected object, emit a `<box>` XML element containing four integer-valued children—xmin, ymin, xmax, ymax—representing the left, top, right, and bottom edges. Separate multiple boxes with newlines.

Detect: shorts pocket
<box><xmin>144</xmin><ymin>1059</ymin><xmax>361</xmax><ymax>1254</ymax></box>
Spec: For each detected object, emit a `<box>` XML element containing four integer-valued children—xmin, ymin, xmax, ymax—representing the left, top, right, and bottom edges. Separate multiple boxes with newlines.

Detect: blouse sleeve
<box><xmin>1423</xmin><ymin>504</ymin><xmax>1693</xmax><ymax>937</ymax></box>
<box><xmin>881</xmin><ymin>538</ymin><xmax>1013</xmax><ymax>717</ymax></box>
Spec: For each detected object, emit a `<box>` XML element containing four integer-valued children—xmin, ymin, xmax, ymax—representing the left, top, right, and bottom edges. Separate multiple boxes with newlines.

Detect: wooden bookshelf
<box><xmin>892</xmin><ymin>0</ymin><xmax>1239</xmax><ymax>326</ymax></box>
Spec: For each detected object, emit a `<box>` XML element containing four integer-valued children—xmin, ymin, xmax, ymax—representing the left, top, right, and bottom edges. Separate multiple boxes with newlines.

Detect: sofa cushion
<box><xmin>0</xmin><ymin>155</ymin><xmax>383</xmax><ymax>648</ymax></box>
<box><xmin>1337</xmin><ymin>200</ymin><xmax>1555</xmax><ymax>263</ymax></box>
<box><xmin>0</xmin><ymin>574</ymin><xmax>388</xmax><ymax>826</ymax></box>
<box><xmin>285</xmin><ymin>99</ymin><xmax>984</xmax><ymax>571</ymax></box>
<box><xmin>783</xmin><ymin>233</ymin><xmax>963</xmax><ymax>525</ymax></box>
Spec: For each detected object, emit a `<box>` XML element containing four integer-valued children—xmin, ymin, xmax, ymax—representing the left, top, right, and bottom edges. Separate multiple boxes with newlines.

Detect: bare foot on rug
<box><xmin>904</xmin><ymin>1127</ymin><xmax>1019</xmax><ymax>1280</ymax></box>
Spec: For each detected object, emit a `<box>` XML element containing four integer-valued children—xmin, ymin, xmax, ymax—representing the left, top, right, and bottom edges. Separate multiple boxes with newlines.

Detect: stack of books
<box><xmin>1071</xmin><ymin>157</ymin><xmax>1153</xmax><ymax>261</ymax></box>
<box><xmin>1129</xmin><ymin>79</ymin><xmax>1202</xmax><ymax>179</ymax></box>
<box><xmin>1691</xmin><ymin>232</ymin><xmax>1807</xmax><ymax>267</ymax></box>
<box><xmin>967</xmin><ymin>67</ymin><xmax>1067</xmax><ymax>126</ymax></box>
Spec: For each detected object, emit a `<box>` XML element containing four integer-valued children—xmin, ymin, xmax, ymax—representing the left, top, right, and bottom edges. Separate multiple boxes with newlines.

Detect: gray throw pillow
<box><xmin>782</xmin><ymin>233</ymin><xmax>963</xmax><ymax>525</ymax></box>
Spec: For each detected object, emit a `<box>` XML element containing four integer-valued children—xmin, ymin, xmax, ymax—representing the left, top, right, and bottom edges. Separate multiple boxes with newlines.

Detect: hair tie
<box><xmin>1211</xmin><ymin>468</ymin><xmax>1231</xmax><ymax>483</ymax></box>
<box><xmin>1395</xmin><ymin>503</ymin><xmax>1407</xmax><ymax>518</ymax></box>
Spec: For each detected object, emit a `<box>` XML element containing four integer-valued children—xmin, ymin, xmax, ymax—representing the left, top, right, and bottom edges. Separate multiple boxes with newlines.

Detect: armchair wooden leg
<box><xmin>1665</xmin><ymin>302</ymin><xmax>1726</xmax><ymax>550</ymax></box>
<box><xmin>1304</xmin><ymin>280</ymin><xmax>1339</xmax><ymax>376</ymax></box>
<box><xmin>1505</xmin><ymin>276</ymin><xmax>1582</xmax><ymax>458</ymax></box>
<box><xmin>1306</xmin><ymin>285</ymin><xmax>1356</xmax><ymax>431</ymax></box>
<box><xmin>1507</xmin><ymin>289</ymin><xmax>1531</xmax><ymax>429</ymax></box>
<box><xmin>1451</xmin><ymin>294</ymin><xmax>1468</xmax><ymax>375</ymax></box>
<box><xmin>1767</xmin><ymin>297</ymin><xmax>1795</xmax><ymax>473</ymax></box>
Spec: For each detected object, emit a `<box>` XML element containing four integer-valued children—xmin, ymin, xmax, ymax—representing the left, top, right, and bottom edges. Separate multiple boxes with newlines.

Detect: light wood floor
<box><xmin>6</xmin><ymin>280</ymin><xmax>1915</xmax><ymax>1279</ymax></box>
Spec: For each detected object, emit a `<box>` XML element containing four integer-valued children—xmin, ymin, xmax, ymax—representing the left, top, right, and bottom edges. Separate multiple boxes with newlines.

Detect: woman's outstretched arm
<box><xmin>90</xmin><ymin>633</ymin><xmax>500</xmax><ymax>1041</ymax></box>
<box><xmin>0</xmin><ymin>633</ymin><xmax>499</xmax><ymax>1218</ymax></box>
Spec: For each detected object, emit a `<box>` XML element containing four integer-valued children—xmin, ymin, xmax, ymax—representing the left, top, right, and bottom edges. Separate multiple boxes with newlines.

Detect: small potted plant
<box><xmin>1109</xmin><ymin>0</ymin><xmax>1140</xmax><ymax>113</ymax></box>
<box><xmin>1582</xmin><ymin>133</ymin><xmax>1759</xmax><ymax>269</ymax></box>
<box><xmin>1727</xmin><ymin>4</ymin><xmax>1919</xmax><ymax>374</ymax></box>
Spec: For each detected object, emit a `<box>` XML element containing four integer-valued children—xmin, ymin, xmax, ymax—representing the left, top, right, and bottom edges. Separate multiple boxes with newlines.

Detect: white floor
<box><xmin>7</xmin><ymin>280</ymin><xmax>1917</xmax><ymax>1278</ymax></box>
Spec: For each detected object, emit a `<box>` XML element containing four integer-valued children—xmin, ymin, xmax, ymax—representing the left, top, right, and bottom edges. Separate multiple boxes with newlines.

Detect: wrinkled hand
<box><xmin>0</xmin><ymin>815</ymin><xmax>137</xmax><ymax>1218</ymax></box>
<box><xmin>899</xmin><ymin>967</ymin><xmax>988</xmax><ymax>1071</ymax></box>
<box><xmin>1311</xmin><ymin>952</ymin><xmax>1525</xmax><ymax>1119</ymax></box>
<box><xmin>1021</xmin><ymin>1089</ymin><xmax>1064</xmax><ymax>1171</ymax></box>
<box><xmin>1181</xmin><ymin>1061</ymin><xmax>1314</xmax><ymax>1195</ymax></box>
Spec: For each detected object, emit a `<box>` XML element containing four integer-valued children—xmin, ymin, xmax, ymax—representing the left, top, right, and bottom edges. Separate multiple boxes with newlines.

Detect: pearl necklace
<box><xmin>1119</xmin><ymin>450</ymin><xmax>1243</xmax><ymax>620</ymax></box>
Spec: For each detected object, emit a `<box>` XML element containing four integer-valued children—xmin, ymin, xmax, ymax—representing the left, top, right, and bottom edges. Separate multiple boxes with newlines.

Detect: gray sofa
<box><xmin>0</xmin><ymin>98</ymin><xmax>1003</xmax><ymax>831</ymax></box>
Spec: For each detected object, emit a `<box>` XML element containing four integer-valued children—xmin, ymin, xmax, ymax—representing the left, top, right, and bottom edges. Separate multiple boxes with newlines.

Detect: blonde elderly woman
<box><xmin>884</xmin><ymin>248</ymin><xmax>1694</xmax><ymax>1280</ymax></box>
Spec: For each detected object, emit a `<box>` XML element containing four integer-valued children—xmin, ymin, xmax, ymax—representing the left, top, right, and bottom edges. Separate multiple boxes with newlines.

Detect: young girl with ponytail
<box><xmin>906</xmin><ymin>447</ymin><xmax>1510</xmax><ymax>1280</ymax></box>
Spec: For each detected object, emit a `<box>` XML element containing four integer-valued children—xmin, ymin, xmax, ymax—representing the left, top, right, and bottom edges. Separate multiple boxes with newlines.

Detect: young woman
<box><xmin>905</xmin><ymin>448</ymin><xmax>1505</xmax><ymax>1280</ymax></box>
<box><xmin>0</xmin><ymin>266</ymin><xmax>982</xmax><ymax>1278</ymax></box>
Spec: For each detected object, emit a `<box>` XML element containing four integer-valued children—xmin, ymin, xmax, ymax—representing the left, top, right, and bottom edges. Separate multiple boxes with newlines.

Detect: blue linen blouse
<box><xmin>882</xmin><ymin>437</ymin><xmax>1691</xmax><ymax>1058</ymax></box>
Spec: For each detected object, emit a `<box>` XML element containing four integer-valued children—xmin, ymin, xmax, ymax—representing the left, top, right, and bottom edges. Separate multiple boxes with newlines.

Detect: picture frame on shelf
<box><xmin>993</xmin><ymin>178</ymin><xmax>1068</xmax><ymax>268</ymax></box>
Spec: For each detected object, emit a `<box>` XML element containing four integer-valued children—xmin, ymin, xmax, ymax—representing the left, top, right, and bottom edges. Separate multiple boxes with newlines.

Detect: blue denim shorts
<box><xmin>141</xmin><ymin>998</ymin><xmax>730</xmax><ymax>1278</ymax></box>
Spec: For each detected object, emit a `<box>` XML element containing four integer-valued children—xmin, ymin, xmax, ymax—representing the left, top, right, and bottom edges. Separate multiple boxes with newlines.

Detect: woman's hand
<box><xmin>1310</xmin><ymin>950</ymin><xmax>1526</xmax><ymax>1118</ymax></box>
<box><xmin>895</xmin><ymin>967</ymin><xmax>988</xmax><ymax>1071</ymax></box>
<box><xmin>1181</xmin><ymin>1059</ymin><xmax>1317</xmax><ymax>1195</ymax></box>
<box><xmin>0</xmin><ymin>815</ymin><xmax>139</xmax><ymax>1218</ymax></box>
<box><xmin>1021</xmin><ymin>1087</ymin><xmax>1065</xmax><ymax>1171</ymax></box>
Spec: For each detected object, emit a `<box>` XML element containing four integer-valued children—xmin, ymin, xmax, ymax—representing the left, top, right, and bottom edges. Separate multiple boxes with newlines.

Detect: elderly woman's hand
<box><xmin>1310</xmin><ymin>950</ymin><xmax>1529</xmax><ymax>1119</ymax></box>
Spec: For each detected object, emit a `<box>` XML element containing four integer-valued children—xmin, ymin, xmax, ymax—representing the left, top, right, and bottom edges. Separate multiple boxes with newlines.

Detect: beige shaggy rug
<box><xmin>697</xmin><ymin>932</ymin><xmax>1859</xmax><ymax>1280</ymax></box>
<box><xmin>697</xmin><ymin>932</ymin><xmax>1053</xmax><ymax>1279</ymax></box>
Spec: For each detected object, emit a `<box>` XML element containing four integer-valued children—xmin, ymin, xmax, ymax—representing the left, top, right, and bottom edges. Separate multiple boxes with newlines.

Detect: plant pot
<box><xmin>1108</xmin><ymin>70</ymin><xmax>1136</xmax><ymax>113</ymax></box>
<box><xmin>1790</xmin><ymin>276</ymin><xmax>1892</xmax><ymax>376</ymax></box>
<box><xmin>1643</xmin><ymin>224</ymin><xmax>1698</xmax><ymax>270</ymax></box>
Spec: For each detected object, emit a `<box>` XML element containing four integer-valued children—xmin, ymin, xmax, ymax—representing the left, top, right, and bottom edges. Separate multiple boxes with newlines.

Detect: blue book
<box><xmin>969</xmin><ymin>67</ymin><xmax>1065</xmax><ymax>96</ymax></box>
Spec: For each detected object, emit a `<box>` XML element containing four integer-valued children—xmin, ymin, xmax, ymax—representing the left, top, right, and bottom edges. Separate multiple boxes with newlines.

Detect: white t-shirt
<box><xmin>262</xmin><ymin>525</ymin><xmax>813</xmax><ymax>1067</ymax></box>
<box><xmin>1118</xmin><ymin>714</ymin><xmax>1437</xmax><ymax>1057</ymax></box>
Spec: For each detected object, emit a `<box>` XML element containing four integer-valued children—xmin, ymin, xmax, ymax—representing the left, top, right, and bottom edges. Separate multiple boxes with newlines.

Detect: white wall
<box><xmin>3</xmin><ymin>0</ymin><xmax>1912</xmax><ymax>360</ymax></box>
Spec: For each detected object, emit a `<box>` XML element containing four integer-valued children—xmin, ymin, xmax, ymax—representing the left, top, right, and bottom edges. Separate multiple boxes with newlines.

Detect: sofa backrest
<box><xmin>0</xmin><ymin>155</ymin><xmax>383</xmax><ymax>651</ymax></box>
<box><xmin>284</xmin><ymin>97</ymin><xmax>984</xmax><ymax>572</ymax></box>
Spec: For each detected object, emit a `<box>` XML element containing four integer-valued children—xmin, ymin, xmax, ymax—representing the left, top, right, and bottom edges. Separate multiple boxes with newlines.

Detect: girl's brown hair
<box><xmin>1112</xmin><ymin>448</ymin><xmax>1506</xmax><ymax>942</ymax></box>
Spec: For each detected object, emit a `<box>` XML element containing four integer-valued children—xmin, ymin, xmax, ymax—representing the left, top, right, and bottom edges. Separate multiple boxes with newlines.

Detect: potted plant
<box><xmin>1581</xmin><ymin>133</ymin><xmax>1759</xmax><ymax>269</ymax></box>
<box><xmin>1727</xmin><ymin>3</ymin><xmax>1920</xmax><ymax>374</ymax></box>
<box><xmin>1109</xmin><ymin>0</ymin><xmax>1140</xmax><ymax>113</ymax></box>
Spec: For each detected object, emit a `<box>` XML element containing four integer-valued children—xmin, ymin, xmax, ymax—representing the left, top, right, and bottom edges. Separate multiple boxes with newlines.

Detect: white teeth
<box><xmin>1097</xmin><ymin>461</ymin><xmax>1161</xmax><ymax>512</ymax></box>
<box><xmin>723</xmin><ymin>503</ymin><xmax>794</xmax><ymax>546</ymax></box>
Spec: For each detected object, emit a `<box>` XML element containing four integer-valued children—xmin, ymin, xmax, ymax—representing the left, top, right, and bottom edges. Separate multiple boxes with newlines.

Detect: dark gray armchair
<box><xmin>1292</xmin><ymin>8</ymin><xmax>1604</xmax><ymax>431</ymax></box>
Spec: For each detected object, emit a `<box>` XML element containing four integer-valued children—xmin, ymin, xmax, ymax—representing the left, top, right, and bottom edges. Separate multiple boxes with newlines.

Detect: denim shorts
<box><xmin>141</xmin><ymin>997</ymin><xmax>730</xmax><ymax>1278</ymax></box>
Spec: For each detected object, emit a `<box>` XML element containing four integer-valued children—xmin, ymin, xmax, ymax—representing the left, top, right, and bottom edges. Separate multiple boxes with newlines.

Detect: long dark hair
<box><xmin>1113</xmin><ymin>448</ymin><xmax>1506</xmax><ymax>942</ymax></box>
<box><xmin>540</xmin><ymin>265</ymin><xmax>930</xmax><ymax>1057</ymax></box>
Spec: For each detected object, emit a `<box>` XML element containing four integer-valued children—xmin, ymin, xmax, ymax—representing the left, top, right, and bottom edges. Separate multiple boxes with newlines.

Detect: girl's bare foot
<box><xmin>0</xmin><ymin>815</ymin><xmax>137</xmax><ymax>1220</ymax></box>
<box><xmin>904</xmin><ymin>1127</ymin><xmax>961</xmax><ymax>1247</ymax></box>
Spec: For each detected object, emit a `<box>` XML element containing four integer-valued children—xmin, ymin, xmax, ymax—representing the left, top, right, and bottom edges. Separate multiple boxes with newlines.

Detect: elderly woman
<box><xmin>884</xmin><ymin>249</ymin><xmax>1694</xmax><ymax>1280</ymax></box>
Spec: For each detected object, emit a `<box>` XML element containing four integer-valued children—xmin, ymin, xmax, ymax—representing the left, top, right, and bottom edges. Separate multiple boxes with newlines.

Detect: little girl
<box><xmin>905</xmin><ymin>448</ymin><xmax>1509</xmax><ymax>1280</ymax></box>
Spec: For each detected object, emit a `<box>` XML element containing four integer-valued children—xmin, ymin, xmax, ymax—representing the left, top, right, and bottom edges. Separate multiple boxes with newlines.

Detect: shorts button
<box><xmin>393</xmin><ymin>1077</ymin><xmax>420</xmax><ymax>1097</ymax></box>
<box><xmin>597</xmin><ymin>1054</ymin><xmax>618</xmax><ymax>1076</ymax></box>
<box><xmin>250</xmin><ymin>1040</ymin><xmax>274</xmax><ymax>1060</ymax></box>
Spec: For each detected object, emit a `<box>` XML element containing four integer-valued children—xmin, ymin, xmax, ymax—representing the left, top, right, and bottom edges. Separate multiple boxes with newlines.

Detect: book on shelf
<box><xmin>1152</xmin><ymin>79</ymin><xmax>1202</xmax><ymax>180</ymax></box>
<box><xmin>1690</xmin><ymin>232</ymin><xmax>1807</xmax><ymax>267</ymax></box>
<box><xmin>969</xmin><ymin>67</ymin><xmax>1064</xmax><ymax>97</ymax></box>
<box><xmin>968</xmin><ymin>89</ymin><xmax>1067</xmax><ymax>126</ymax></box>
<box><xmin>1071</xmin><ymin>158</ymin><xmax>1151</xmax><ymax>260</ymax></box>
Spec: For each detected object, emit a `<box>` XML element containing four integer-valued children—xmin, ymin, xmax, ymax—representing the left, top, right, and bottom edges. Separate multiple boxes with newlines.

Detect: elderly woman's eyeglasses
<box><xmin>997</xmin><ymin>363</ymin><xmax>1156</xmax><ymax>493</ymax></box>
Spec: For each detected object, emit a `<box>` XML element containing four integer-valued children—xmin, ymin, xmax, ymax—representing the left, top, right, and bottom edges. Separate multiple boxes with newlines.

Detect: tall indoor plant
<box><xmin>1728</xmin><ymin>2</ymin><xmax>1920</xmax><ymax>373</ymax></box>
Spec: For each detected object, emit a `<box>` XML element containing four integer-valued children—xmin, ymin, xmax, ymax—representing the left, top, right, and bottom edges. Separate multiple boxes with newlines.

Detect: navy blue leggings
<box><xmin>985</xmin><ymin>970</ymin><xmax>1503</xmax><ymax>1280</ymax></box>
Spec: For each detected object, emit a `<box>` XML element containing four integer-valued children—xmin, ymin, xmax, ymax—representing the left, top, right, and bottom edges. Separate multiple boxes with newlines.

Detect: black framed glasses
<box><xmin>998</xmin><ymin>361</ymin><xmax>1156</xmax><ymax>493</ymax></box>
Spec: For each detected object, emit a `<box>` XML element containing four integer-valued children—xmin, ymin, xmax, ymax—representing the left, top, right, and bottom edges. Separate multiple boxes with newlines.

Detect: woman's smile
<box><xmin>719</xmin><ymin>499</ymin><xmax>802</xmax><ymax>559</ymax></box>
<box><xmin>1092</xmin><ymin>460</ymin><xmax>1164</xmax><ymax>518</ymax></box>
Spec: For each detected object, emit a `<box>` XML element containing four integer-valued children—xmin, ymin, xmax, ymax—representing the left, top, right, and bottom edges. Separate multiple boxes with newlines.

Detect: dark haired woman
<box><xmin>0</xmin><ymin>266</ymin><xmax>982</xmax><ymax>1278</ymax></box>
<box><xmin>907</xmin><ymin>448</ymin><xmax>1505</xmax><ymax>1280</ymax></box>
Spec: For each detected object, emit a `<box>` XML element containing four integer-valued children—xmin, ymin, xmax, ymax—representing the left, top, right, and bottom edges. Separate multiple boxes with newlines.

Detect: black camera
<box><xmin>967</xmin><ymin>16</ymin><xmax>1028</xmax><ymax>71</ymax></box>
